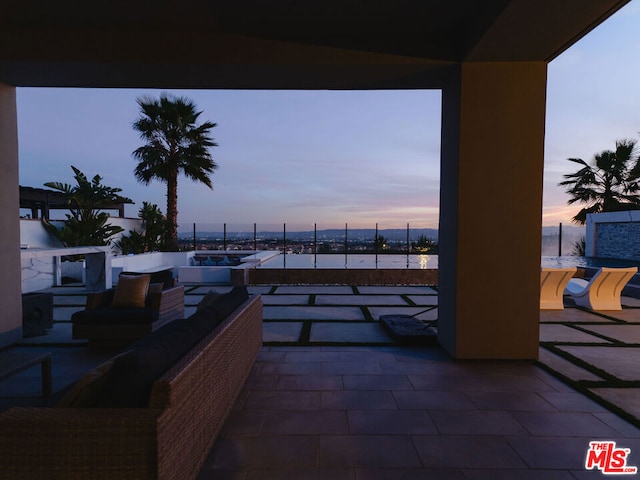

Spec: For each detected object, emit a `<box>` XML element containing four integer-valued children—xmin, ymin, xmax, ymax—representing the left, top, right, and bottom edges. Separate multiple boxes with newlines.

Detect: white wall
<box><xmin>20</xmin><ymin>217</ymin><xmax>143</xmax><ymax>250</ymax></box>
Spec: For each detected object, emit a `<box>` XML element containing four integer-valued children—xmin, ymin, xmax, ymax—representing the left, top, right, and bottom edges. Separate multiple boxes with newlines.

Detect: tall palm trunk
<box><xmin>166</xmin><ymin>173</ymin><xmax>179</xmax><ymax>251</ymax></box>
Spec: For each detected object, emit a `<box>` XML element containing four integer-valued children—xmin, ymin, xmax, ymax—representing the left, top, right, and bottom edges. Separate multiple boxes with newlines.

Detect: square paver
<box><xmin>52</xmin><ymin>306</ymin><xmax>84</xmax><ymax>321</ymax></box>
<box><xmin>407</xmin><ymin>295</ymin><xmax>438</xmax><ymax>306</ymax></box>
<box><xmin>622</xmin><ymin>297</ymin><xmax>640</xmax><ymax>307</ymax></box>
<box><xmin>262</xmin><ymin>295</ymin><xmax>310</xmax><ymax>305</ymax></box>
<box><xmin>557</xmin><ymin>346</ymin><xmax>640</xmax><ymax>381</ymax></box>
<box><xmin>315</xmin><ymin>295</ymin><xmax>409</xmax><ymax>306</ymax></box>
<box><xmin>539</xmin><ymin>324</ymin><xmax>612</xmax><ymax>343</ymax></box>
<box><xmin>265</xmin><ymin>306</ymin><xmax>365</xmax><ymax>321</ymax></box>
<box><xmin>602</xmin><ymin>309</ymin><xmax>640</xmax><ymax>322</ymax></box>
<box><xmin>310</xmin><ymin>323</ymin><xmax>392</xmax><ymax>344</ymax></box>
<box><xmin>412</xmin><ymin>435</ymin><xmax>527</xmax><ymax>469</ymax></box>
<box><xmin>357</xmin><ymin>286</ymin><xmax>437</xmax><ymax>295</ymax></box>
<box><xmin>368</xmin><ymin>306</ymin><xmax>438</xmax><ymax>321</ymax></box>
<box><xmin>589</xmin><ymin>388</ymin><xmax>640</xmax><ymax>422</ymax></box>
<box><xmin>537</xmin><ymin>348</ymin><xmax>603</xmax><ymax>382</ymax></box>
<box><xmin>540</xmin><ymin>309</ymin><xmax>612</xmax><ymax>324</ymax></box>
<box><xmin>580</xmin><ymin>325</ymin><xmax>640</xmax><ymax>344</ymax></box>
<box><xmin>274</xmin><ymin>286</ymin><xmax>354</xmax><ymax>294</ymax></box>
<box><xmin>263</xmin><ymin>322</ymin><xmax>304</xmax><ymax>342</ymax></box>
<box><xmin>247</xmin><ymin>286</ymin><xmax>273</xmax><ymax>295</ymax></box>
<box><xmin>319</xmin><ymin>435</ymin><xmax>422</xmax><ymax>468</ymax></box>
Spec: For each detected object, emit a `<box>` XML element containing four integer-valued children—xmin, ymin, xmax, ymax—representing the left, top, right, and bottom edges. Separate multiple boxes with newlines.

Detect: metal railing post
<box><xmin>407</xmin><ymin>222</ymin><xmax>410</xmax><ymax>268</ymax></box>
<box><xmin>344</xmin><ymin>223</ymin><xmax>348</xmax><ymax>268</ymax></box>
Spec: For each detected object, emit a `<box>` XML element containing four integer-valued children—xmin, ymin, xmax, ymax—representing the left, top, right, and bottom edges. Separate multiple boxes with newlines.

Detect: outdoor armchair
<box><xmin>72</xmin><ymin>274</ymin><xmax>184</xmax><ymax>347</ymax></box>
<box><xmin>540</xmin><ymin>267</ymin><xmax>577</xmax><ymax>310</ymax></box>
<box><xmin>564</xmin><ymin>266</ymin><xmax>637</xmax><ymax>311</ymax></box>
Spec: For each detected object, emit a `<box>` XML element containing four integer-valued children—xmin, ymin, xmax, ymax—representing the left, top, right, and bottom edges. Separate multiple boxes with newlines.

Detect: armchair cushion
<box><xmin>111</xmin><ymin>274</ymin><xmax>151</xmax><ymax>308</ymax></box>
<box><xmin>71</xmin><ymin>307</ymin><xmax>158</xmax><ymax>325</ymax></box>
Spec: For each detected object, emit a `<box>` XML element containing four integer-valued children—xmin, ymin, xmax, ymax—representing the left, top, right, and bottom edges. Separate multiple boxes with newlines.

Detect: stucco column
<box><xmin>0</xmin><ymin>83</ymin><xmax>23</xmax><ymax>347</ymax></box>
<box><xmin>439</xmin><ymin>62</ymin><xmax>547</xmax><ymax>359</ymax></box>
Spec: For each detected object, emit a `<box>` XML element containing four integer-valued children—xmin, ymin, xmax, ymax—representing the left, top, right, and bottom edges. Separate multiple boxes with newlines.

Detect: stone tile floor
<box><xmin>3</xmin><ymin>284</ymin><xmax>640</xmax><ymax>478</ymax></box>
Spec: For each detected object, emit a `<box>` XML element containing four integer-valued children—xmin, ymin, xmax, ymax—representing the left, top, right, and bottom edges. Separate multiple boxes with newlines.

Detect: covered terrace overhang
<box><xmin>0</xmin><ymin>0</ymin><xmax>631</xmax><ymax>358</ymax></box>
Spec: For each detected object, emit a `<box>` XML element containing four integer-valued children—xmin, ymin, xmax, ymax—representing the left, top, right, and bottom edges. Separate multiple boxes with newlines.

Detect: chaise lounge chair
<box><xmin>564</xmin><ymin>266</ymin><xmax>638</xmax><ymax>311</ymax></box>
<box><xmin>540</xmin><ymin>267</ymin><xmax>577</xmax><ymax>310</ymax></box>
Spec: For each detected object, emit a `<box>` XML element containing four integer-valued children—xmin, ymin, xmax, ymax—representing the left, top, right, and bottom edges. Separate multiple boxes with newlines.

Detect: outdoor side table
<box><xmin>0</xmin><ymin>351</ymin><xmax>52</xmax><ymax>397</ymax></box>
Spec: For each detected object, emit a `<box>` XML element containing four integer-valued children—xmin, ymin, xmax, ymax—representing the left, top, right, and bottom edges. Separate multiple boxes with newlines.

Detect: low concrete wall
<box><xmin>249</xmin><ymin>268</ymin><xmax>438</xmax><ymax>286</ymax></box>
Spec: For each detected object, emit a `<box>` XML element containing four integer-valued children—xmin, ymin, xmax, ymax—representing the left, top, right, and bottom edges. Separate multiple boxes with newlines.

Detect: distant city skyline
<box><xmin>16</xmin><ymin>1</ymin><xmax>640</xmax><ymax>230</ymax></box>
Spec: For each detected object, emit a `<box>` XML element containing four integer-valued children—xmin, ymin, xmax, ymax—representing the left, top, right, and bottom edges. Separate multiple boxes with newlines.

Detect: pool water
<box><xmin>258</xmin><ymin>254</ymin><xmax>640</xmax><ymax>270</ymax></box>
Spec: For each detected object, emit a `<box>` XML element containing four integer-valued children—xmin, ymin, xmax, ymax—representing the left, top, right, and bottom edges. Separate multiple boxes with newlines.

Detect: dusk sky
<box><xmin>16</xmin><ymin>1</ymin><xmax>640</xmax><ymax>232</ymax></box>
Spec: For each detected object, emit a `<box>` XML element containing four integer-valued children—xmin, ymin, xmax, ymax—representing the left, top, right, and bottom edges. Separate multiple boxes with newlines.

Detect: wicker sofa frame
<box><xmin>0</xmin><ymin>294</ymin><xmax>263</xmax><ymax>480</ymax></box>
<box><xmin>72</xmin><ymin>285</ymin><xmax>186</xmax><ymax>348</ymax></box>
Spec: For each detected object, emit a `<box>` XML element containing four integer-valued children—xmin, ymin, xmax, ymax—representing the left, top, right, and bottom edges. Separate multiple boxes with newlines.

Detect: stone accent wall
<box><xmin>595</xmin><ymin>222</ymin><xmax>640</xmax><ymax>260</ymax></box>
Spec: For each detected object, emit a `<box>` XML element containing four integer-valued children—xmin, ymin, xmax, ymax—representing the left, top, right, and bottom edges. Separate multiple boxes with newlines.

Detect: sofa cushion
<box><xmin>206</xmin><ymin>286</ymin><xmax>249</xmax><ymax>321</ymax></box>
<box><xmin>111</xmin><ymin>274</ymin><xmax>151</xmax><ymax>308</ymax></box>
<box><xmin>71</xmin><ymin>307</ymin><xmax>158</xmax><ymax>325</ymax></box>
<box><xmin>196</xmin><ymin>290</ymin><xmax>221</xmax><ymax>312</ymax></box>
<box><xmin>93</xmin><ymin>309</ymin><xmax>219</xmax><ymax>408</ymax></box>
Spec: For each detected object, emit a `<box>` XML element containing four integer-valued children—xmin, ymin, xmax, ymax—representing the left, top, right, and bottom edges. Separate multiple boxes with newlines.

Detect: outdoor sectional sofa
<box><xmin>0</xmin><ymin>286</ymin><xmax>263</xmax><ymax>480</ymax></box>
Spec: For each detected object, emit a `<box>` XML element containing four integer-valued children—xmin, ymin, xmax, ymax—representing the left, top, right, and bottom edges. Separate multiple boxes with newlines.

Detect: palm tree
<box><xmin>132</xmin><ymin>93</ymin><xmax>218</xmax><ymax>250</ymax></box>
<box><xmin>559</xmin><ymin>139</ymin><xmax>640</xmax><ymax>224</ymax></box>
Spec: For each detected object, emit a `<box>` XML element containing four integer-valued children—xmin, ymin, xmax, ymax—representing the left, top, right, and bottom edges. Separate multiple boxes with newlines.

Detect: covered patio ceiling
<box><xmin>0</xmin><ymin>0</ymin><xmax>630</xmax><ymax>89</ymax></box>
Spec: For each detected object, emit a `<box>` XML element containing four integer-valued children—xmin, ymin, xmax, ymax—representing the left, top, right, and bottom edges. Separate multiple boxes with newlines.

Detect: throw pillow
<box><xmin>111</xmin><ymin>274</ymin><xmax>151</xmax><ymax>308</ymax></box>
<box><xmin>57</xmin><ymin>357</ymin><xmax>117</xmax><ymax>407</ymax></box>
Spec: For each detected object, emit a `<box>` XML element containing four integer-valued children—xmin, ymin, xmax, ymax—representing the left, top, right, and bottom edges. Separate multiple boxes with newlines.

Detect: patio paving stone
<box><xmin>556</xmin><ymin>346</ymin><xmax>640</xmax><ymax>381</ymax></box>
<box><xmin>589</xmin><ymin>388</ymin><xmax>640</xmax><ymax>424</ymax></box>
<box><xmin>262</xmin><ymin>295</ymin><xmax>310</xmax><ymax>305</ymax></box>
<box><xmin>407</xmin><ymin>295</ymin><xmax>438</xmax><ymax>305</ymax></box>
<box><xmin>368</xmin><ymin>306</ymin><xmax>438</xmax><ymax>321</ymax></box>
<box><xmin>589</xmin><ymin>309</ymin><xmax>640</xmax><ymax>323</ymax></box>
<box><xmin>52</xmin><ymin>306</ymin><xmax>83</xmax><ymax>321</ymax></box>
<box><xmin>357</xmin><ymin>286</ymin><xmax>437</xmax><ymax>295</ymax></box>
<box><xmin>310</xmin><ymin>323</ymin><xmax>392</xmax><ymax>344</ymax></box>
<box><xmin>539</xmin><ymin>324</ymin><xmax>612</xmax><ymax>343</ymax></box>
<box><xmin>579</xmin><ymin>324</ymin><xmax>640</xmax><ymax>344</ymax></box>
<box><xmin>537</xmin><ymin>348</ymin><xmax>603</xmax><ymax>382</ymax></box>
<box><xmin>315</xmin><ymin>295</ymin><xmax>409</xmax><ymax>306</ymax></box>
<box><xmin>264</xmin><ymin>306</ymin><xmax>365</xmax><ymax>321</ymax></box>
<box><xmin>540</xmin><ymin>308</ymin><xmax>614</xmax><ymax>324</ymax></box>
<box><xmin>263</xmin><ymin>322</ymin><xmax>304</xmax><ymax>343</ymax></box>
<box><xmin>273</xmin><ymin>286</ymin><xmax>354</xmax><ymax>294</ymax></box>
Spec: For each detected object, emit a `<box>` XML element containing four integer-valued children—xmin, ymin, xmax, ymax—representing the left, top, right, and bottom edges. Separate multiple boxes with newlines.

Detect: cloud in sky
<box><xmin>16</xmin><ymin>1</ymin><xmax>640</xmax><ymax>230</ymax></box>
